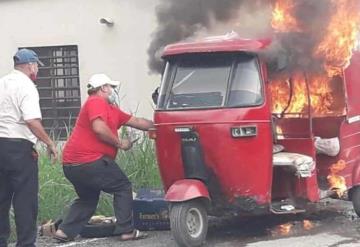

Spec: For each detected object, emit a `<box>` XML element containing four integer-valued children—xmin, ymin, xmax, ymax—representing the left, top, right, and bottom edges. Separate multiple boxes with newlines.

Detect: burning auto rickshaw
<box><xmin>149</xmin><ymin>35</ymin><xmax>360</xmax><ymax>247</ymax></box>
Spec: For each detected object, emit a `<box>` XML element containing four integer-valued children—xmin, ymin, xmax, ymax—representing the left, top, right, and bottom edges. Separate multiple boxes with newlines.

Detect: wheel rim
<box><xmin>186</xmin><ymin>207</ymin><xmax>204</xmax><ymax>238</ymax></box>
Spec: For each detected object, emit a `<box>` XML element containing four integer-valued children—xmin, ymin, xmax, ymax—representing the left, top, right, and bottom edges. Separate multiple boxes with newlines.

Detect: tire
<box><xmin>80</xmin><ymin>223</ymin><xmax>116</xmax><ymax>238</ymax></box>
<box><xmin>170</xmin><ymin>200</ymin><xmax>208</xmax><ymax>247</ymax></box>
<box><xmin>352</xmin><ymin>186</ymin><xmax>360</xmax><ymax>217</ymax></box>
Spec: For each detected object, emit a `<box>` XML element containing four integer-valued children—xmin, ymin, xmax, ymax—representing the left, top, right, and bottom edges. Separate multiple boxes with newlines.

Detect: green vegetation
<box><xmin>10</xmin><ymin>135</ymin><xmax>161</xmax><ymax>242</ymax></box>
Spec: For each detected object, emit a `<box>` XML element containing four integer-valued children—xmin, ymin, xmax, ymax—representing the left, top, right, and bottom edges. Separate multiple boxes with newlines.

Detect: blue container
<box><xmin>133</xmin><ymin>189</ymin><xmax>170</xmax><ymax>231</ymax></box>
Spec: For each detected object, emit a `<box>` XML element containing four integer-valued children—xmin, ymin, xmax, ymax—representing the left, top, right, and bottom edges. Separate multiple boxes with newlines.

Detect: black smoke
<box><xmin>266</xmin><ymin>0</ymin><xmax>333</xmax><ymax>75</ymax></box>
<box><xmin>147</xmin><ymin>0</ymin><xmax>266</xmax><ymax>74</ymax></box>
<box><xmin>148</xmin><ymin>0</ymin><xmax>360</xmax><ymax>76</ymax></box>
<box><xmin>266</xmin><ymin>0</ymin><xmax>360</xmax><ymax>76</ymax></box>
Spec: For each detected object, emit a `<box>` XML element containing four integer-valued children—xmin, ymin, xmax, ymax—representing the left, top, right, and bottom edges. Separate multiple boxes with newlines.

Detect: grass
<box><xmin>9</xmin><ymin>134</ymin><xmax>161</xmax><ymax>242</ymax></box>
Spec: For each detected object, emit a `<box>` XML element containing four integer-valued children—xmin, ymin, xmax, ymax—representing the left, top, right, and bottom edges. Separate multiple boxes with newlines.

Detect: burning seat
<box><xmin>273</xmin><ymin>152</ymin><xmax>315</xmax><ymax>178</ymax></box>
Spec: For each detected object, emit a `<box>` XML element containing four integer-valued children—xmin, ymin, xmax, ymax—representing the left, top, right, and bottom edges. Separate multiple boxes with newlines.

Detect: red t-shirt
<box><xmin>62</xmin><ymin>96</ymin><xmax>131</xmax><ymax>164</ymax></box>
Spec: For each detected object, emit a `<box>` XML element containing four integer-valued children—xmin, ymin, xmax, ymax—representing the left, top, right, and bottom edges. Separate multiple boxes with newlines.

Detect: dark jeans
<box><xmin>59</xmin><ymin>156</ymin><xmax>134</xmax><ymax>238</ymax></box>
<box><xmin>0</xmin><ymin>138</ymin><xmax>38</xmax><ymax>247</ymax></box>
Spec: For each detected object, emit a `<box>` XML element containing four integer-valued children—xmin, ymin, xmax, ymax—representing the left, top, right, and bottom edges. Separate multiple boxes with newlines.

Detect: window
<box><xmin>227</xmin><ymin>55</ymin><xmax>262</xmax><ymax>107</ymax></box>
<box><xmin>158</xmin><ymin>53</ymin><xmax>263</xmax><ymax>110</ymax></box>
<box><xmin>166</xmin><ymin>55</ymin><xmax>232</xmax><ymax>109</ymax></box>
<box><xmin>25</xmin><ymin>45</ymin><xmax>81</xmax><ymax>140</ymax></box>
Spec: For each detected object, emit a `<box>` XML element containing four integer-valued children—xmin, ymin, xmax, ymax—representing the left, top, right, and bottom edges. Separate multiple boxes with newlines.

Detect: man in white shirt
<box><xmin>0</xmin><ymin>49</ymin><xmax>57</xmax><ymax>247</ymax></box>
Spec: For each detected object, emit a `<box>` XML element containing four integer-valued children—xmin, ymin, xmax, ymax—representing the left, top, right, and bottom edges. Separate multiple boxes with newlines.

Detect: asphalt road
<box><xmin>10</xmin><ymin>199</ymin><xmax>360</xmax><ymax>247</ymax></box>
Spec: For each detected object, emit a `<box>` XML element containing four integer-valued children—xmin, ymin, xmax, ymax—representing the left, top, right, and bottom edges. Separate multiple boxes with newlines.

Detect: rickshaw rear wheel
<box><xmin>351</xmin><ymin>186</ymin><xmax>360</xmax><ymax>217</ymax></box>
<box><xmin>170</xmin><ymin>199</ymin><xmax>208</xmax><ymax>247</ymax></box>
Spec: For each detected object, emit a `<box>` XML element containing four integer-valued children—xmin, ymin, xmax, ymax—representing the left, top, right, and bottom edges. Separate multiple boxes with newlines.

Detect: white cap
<box><xmin>88</xmin><ymin>74</ymin><xmax>120</xmax><ymax>88</ymax></box>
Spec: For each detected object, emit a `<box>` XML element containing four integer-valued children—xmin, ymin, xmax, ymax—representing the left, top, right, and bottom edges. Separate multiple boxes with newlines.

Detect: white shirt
<box><xmin>0</xmin><ymin>70</ymin><xmax>42</xmax><ymax>144</ymax></box>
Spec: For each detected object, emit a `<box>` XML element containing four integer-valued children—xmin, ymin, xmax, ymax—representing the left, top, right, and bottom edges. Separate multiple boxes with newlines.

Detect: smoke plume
<box><xmin>147</xmin><ymin>0</ymin><xmax>268</xmax><ymax>74</ymax></box>
<box><xmin>266</xmin><ymin>0</ymin><xmax>332</xmax><ymax>75</ymax></box>
<box><xmin>148</xmin><ymin>0</ymin><xmax>360</xmax><ymax>76</ymax></box>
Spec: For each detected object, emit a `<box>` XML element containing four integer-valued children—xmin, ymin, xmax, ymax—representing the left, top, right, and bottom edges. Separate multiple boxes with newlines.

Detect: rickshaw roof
<box><xmin>162</xmin><ymin>35</ymin><xmax>272</xmax><ymax>58</ymax></box>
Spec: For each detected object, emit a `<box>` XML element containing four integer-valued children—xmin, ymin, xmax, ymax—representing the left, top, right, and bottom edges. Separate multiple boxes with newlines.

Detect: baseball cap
<box><xmin>87</xmin><ymin>74</ymin><xmax>120</xmax><ymax>88</ymax></box>
<box><xmin>13</xmin><ymin>48</ymin><xmax>44</xmax><ymax>66</ymax></box>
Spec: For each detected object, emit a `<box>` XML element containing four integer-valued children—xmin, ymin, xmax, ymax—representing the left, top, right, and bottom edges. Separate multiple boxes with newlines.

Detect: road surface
<box><xmin>11</xmin><ymin>199</ymin><xmax>360</xmax><ymax>247</ymax></box>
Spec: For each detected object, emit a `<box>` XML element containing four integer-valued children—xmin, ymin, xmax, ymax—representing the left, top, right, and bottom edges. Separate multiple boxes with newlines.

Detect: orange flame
<box><xmin>278</xmin><ymin>223</ymin><xmax>292</xmax><ymax>235</ymax></box>
<box><xmin>269</xmin><ymin>74</ymin><xmax>306</xmax><ymax>115</ymax></box>
<box><xmin>276</xmin><ymin>126</ymin><xmax>284</xmax><ymax>139</ymax></box>
<box><xmin>270</xmin><ymin>0</ymin><xmax>359</xmax><ymax>115</ymax></box>
<box><xmin>303</xmin><ymin>220</ymin><xmax>314</xmax><ymax>230</ymax></box>
<box><xmin>314</xmin><ymin>0</ymin><xmax>360</xmax><ymax>77</ymax></box>
<box><xmin>330</xmin><ymin>159</ymin><xmax>346</xmax><ymax>173</ymax></box>
<box><xmin>269</xmin><ymin>73</ymin><xmax>345</xmax><ymax>117</ymax></box>
<box><xmin>309</xmin><ymin>75</ymin><xmax>334</xmax><ymax>115</ymax></box>
<box><xmin>327</xmin><ymin>160</ymin><xmax>347</xmax><ymax>197</ymax></box>
<box><xmin>271</xmin><ymin>0</ymin><xmax>301</xmax><ymax>32</ymax></box>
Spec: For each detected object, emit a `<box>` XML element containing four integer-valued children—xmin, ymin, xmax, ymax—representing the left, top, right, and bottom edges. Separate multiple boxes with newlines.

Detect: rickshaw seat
<box><xmin>273</xmin><ymin>152</ymin><xmax>315</xmax><ymax>178</ymax></box>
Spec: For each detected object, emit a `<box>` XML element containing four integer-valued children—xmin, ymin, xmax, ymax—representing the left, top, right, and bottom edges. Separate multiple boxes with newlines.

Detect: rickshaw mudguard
<box><xmin>165</xmin><ymin>179</ymin><xmax>210</xmax><ymax>202</ymax></box>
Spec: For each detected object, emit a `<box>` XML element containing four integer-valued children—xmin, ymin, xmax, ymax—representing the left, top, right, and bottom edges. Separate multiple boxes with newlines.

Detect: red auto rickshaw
<box><xmin>150</xmin><ymin>35</ymin><xmax>360</xmax><ymax>246</ymax></box>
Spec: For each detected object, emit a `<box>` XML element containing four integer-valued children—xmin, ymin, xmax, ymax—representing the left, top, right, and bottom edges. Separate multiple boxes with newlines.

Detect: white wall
<box><xmin>0</xmin><ymin>0</ymin><xmax>161</xmax><ymax>118</ymax></box>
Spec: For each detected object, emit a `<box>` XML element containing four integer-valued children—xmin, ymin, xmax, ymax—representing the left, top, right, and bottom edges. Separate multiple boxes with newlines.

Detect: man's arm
<box><xmin>92</xmin><ymin>118</ymin><xmax>131</xmax><ymax>150</ymax></box>
<box><xmin>125</xmin><ymin>116</ymin><xmax>154</xmax><ymax>131</ymax></box>
<box><xmin>25</xmin><ymin>119</ymin><xmax>57</xmax><ymax>159</ymax></box>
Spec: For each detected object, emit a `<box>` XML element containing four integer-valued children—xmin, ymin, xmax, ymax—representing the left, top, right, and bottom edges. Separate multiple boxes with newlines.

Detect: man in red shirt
<box><xmin>53</xmin><ymin>74</ymin><xmax>153</xmax><ymax>241</ymax></box>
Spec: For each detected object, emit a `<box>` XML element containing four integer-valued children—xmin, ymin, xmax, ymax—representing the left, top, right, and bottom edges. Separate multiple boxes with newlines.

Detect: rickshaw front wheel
<box><xmin>170</xmin><ymin>199</ymin><xmax>208</xmax><ymax>247</ymax></box>
<box><xmin>351</xmin><ymin>186</ymin><xmax>360</xmax><ymax>217</ymax></box>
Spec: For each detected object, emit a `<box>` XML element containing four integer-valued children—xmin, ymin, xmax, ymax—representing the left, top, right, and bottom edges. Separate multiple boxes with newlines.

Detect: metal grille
<box><xmin>25</xmin><ymin>45</ymin><xmax>81</xmax><ymax>140</ymax></box>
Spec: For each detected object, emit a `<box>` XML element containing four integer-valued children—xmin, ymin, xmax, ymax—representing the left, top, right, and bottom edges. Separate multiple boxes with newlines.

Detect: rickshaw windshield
<box><xmin>157</xmin><ymin>53</ymin><xmax>263</xmax><ymax>110</ymax></box>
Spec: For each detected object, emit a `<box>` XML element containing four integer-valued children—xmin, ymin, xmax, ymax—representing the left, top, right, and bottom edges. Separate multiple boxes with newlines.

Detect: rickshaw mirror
<box><xmin>152</xmin><ymin>86</ymin><xmax>160</xmax><ymax>105</ymax></box>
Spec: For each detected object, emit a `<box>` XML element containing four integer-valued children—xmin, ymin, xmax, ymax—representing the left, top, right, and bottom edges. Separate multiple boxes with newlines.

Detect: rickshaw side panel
<box><xmin>313</xmin><ymin>117</ymin><xmax>344</xmax><ymax>181</ymax></box>
<box><xmin>338</xmin><ymin>52</ymin><xmax>360</xmax><ymax>188</ymax></box>
<box><xmin>276</xmin><ymin>137</ymin><xmax>319</xmax><ymax>202</ymax></box>
<box><xmin>275</xmin><ymin>118</ymin><xmax>311</xmax><ymax>138</ymax></box>
<box><xmin>344</xmin><ymin>52</ymin><xmax>360</xmax><ymax>119</ymax></box>
<box><xmin>314</xmin><ymin>51</ymin><xmax>360</xmax><ymax>191</ymax></box>
<box><xmin>339</xmin><ymin>120</ymin><xmax>360</xmax><ymax>187</ymax></box>
<box><xmin>154</xmin><ymin>123</ymin><xmax>184</xmax><ymax>190</ymax></box>
<box><xmin>312</xmin><ymin>117</ymin><xmax>344</xmax><ymax>138</ymax></box>
<box><xmin>271</xmin><ymin>117</ymin><xmax>319</xmax><ymax>202</ymax></box>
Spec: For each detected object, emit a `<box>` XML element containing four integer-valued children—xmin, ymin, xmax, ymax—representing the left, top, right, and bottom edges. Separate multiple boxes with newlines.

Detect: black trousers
<box><xmin>0</xmin><ymin>138</ymin><xmax>38</xmax><ymax>247</ymax></box>
<box><xmin>58</xmin><ymin>156</ymin><xmax>134</xmax><ymax>238</ymax></box>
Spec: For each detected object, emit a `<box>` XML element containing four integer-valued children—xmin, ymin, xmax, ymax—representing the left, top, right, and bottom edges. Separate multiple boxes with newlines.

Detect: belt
<box><xmin>0</xmin><ymin>137</ymin><xmax>34</xmax><ymax>146</ymax></box>
<box><xmin>63</xmin><ymin>163</ymin><xmax>84</xmax><ymax>167</ymax></box>
<box><xmin>63</xmin><ymin>156</ymin><xmax>111</xmax><ymax>167</ymax></box>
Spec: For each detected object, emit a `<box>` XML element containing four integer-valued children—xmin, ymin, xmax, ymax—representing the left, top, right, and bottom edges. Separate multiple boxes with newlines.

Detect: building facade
<box><xmin>0</xmin><ymin>0</ymin><xmax>160</xmax><ymax>139</ymax></box>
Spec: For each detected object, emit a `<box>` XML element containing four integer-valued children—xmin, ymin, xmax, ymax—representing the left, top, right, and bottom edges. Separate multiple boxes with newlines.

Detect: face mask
<box><xmin>107</xmin><ymin>87</ymin><xmax>118</xmax><ymax>105</ymax></box>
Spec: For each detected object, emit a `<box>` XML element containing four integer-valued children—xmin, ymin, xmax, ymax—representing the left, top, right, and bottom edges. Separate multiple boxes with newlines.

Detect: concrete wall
<box><xmin>0</xmin><ymin>0</ymin><xmax>160</xmax><ymax>118</ymax></box>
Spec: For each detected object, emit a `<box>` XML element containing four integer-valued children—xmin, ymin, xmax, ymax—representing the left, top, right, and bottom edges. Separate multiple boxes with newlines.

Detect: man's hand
<box><xmin>47</xmin><ymin>143</ymin><xmax>58</xmax><ymax>163</ymax></box>
<box><xmin>125</xmin><ymin>116</ymin><xmax>154</xmax><ymax>131</ymax></box>
<box><xmin>25</xmin><ymin>119</ymin><xmax>58</xmax><ymax>163</ymax></box>
<box><xmin>117</xmin><ymin>139</ymin><xmax>132</xmax><ymax>151</ymax></box>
